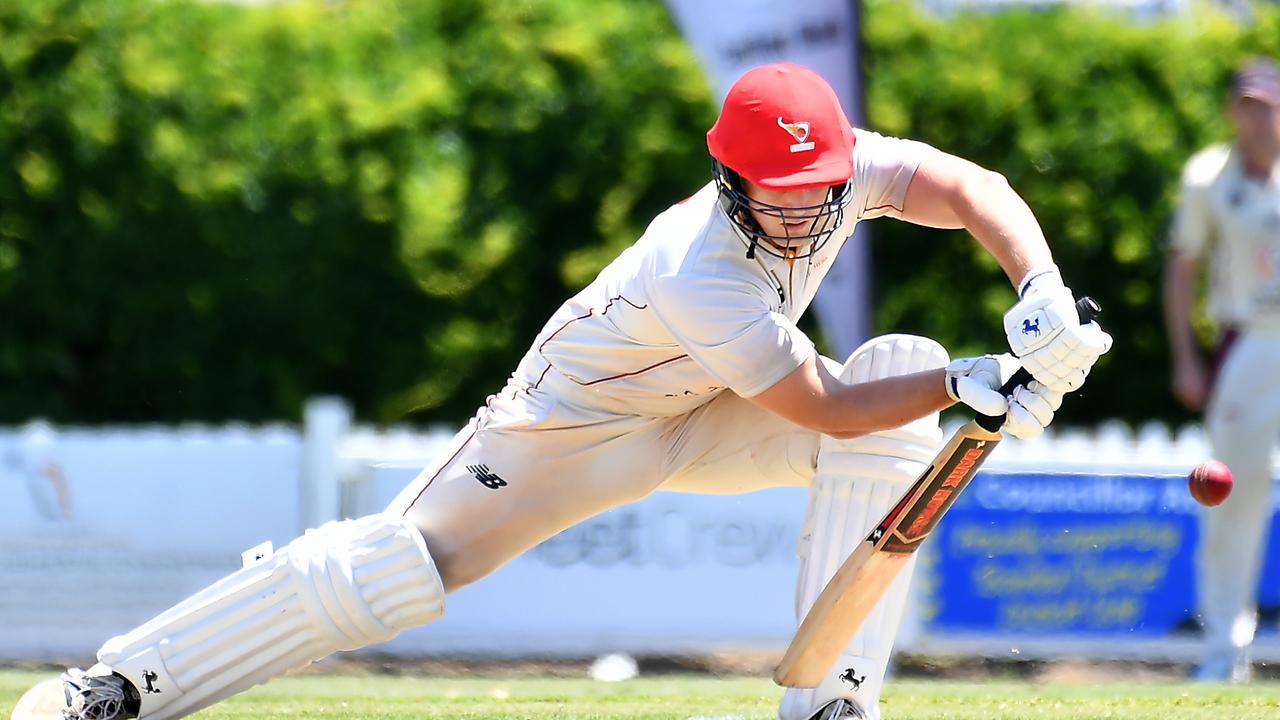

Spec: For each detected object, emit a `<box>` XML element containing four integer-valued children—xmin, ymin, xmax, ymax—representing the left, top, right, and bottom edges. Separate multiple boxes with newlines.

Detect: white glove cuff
<box><xmin>942</xmin><ymin>358</ymin><xmax>969</xmax><ymax>403</ymax></box>
<box><xmin>944</xmin><ymin>373</ymin><xmax>960</xmax><ymax>403</ymax></box>
<box><xmin>1016</xmin><ymin>265</ymin><xmax>1064</xmax><ymax>299</ymax></box>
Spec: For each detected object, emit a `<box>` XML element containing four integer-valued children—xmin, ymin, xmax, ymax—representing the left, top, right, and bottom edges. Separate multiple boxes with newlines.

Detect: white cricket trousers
<box><xmin>387</xmin><ymin>358</ymin><xmax>819</xmax><ymax>591</ymax></box>
<box><xmin>1200</xmin><ymin>331</ymin><xmax>1280</xmax><ymax>663</ymax></box>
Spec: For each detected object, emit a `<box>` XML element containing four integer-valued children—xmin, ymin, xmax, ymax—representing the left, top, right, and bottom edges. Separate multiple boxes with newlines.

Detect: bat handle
<box><xmin>974</xmin><ymin>296</ymin><xmax>1101</xmax><ymax>433</ymax></box>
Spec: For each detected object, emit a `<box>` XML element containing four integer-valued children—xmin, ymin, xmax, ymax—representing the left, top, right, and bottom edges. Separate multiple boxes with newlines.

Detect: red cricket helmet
<box><xmin>706</xmin><ymin>63</ymin><xmax>856</xmax><ymax>260</ymax></box>
<box><xmin>707</xmin><ymin>63</ymin><xmax>856</xmax><ymax>189</ymax></box>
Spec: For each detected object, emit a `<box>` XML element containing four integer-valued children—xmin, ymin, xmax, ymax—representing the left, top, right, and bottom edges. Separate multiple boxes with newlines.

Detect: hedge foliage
<box><xmin>1</xmin><ymin>0</ymin><xmax>1276</xmax><ymax>426</ymax></box>
<box><xmin>861</xmin><ymin>1</ymin><xmax>1280</xmax><ymax>425</ymax></box>
<box><xmin>0</xmin><ymin>0</ymin><xmax>714</xmax><ymax>423</ymax></box>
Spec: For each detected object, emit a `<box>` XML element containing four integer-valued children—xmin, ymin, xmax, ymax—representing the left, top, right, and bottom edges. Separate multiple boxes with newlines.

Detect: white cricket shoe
<box><xmin>806</xmin><ymin>698</ymin><xmax>868</xmax><ymax>720</ymax></box>
<box><xmin>1192</xmin><ymin>647</ymin><xmax>1253</xmax><ymax>684</ymax></box>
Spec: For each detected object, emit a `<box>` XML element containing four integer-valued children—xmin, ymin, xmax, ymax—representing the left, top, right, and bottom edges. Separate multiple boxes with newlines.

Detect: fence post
<box><xmin>300</xmin><ymin>396</ymin><xmax>352</xmax><ymax>532</ymax></box>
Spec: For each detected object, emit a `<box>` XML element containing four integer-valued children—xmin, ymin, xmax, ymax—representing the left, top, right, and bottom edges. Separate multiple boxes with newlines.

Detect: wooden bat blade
<box><xmin>772</xmin><ymin>545</ymin><xmax>911</xmax><ymax>688</ymax></box>
<box><xmin>773</xmin><ymin>420</ymin><xmax>1003</xmax><ymax>688</ymax></box>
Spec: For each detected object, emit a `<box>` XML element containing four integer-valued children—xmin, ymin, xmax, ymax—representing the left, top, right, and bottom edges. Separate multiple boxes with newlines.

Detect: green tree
<box><xmin>0</xmin><ymin>0</ymin><xmax>714</xmax><ymax>423</ymax></box>
<box><xmin>862</xmin><ymin>0</ymin><xmax>1280</xmax><ymax>425</ymax></box>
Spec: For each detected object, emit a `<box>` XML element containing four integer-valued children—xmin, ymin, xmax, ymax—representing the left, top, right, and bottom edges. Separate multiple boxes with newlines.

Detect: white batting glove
<box><xmin>946</xmin><ymin>355</ymin><xmax>1063</xmax><ymax>440</ymax></box>
<box><xmin>944</xmin><ymin>353</ymin><xmax>1020</xmax><ymax>417</ymax></box>
<box><xmin>1003</xmin><ymin>380</ymin><xmax>1064</xmax><ymax>440</ymax></box>
<box><xmin>1003</xmin><ymin>266</ymin><xmax>1112</xmax><ymax>393</ymax></box>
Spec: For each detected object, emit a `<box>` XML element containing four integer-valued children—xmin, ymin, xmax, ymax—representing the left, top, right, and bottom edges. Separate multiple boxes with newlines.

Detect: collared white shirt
<box><xmin>1171</xmin><ymin>144</ymin><xmax>1280</xmax><ymax>333</ymax></box>
<box><xmin>520</xmin><ymin>129</ymin><xmax>927</xmax><ymax>416</ymax></box>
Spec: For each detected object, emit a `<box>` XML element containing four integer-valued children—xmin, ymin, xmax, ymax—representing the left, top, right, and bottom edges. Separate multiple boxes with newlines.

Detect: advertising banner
<box><xmin>925</xmin><ymin>471</ymin><xmax>1280</xmax><ymax>640</ymax></box>
<box><xmin>363</xmin><ymin>465</ymin><xmax>809</xmax><ymax>655</ymax></box>
<box><xmin>7</xmin><ymin>423</ymin><xmax>1279</xmax><ymax>662</ymax></box>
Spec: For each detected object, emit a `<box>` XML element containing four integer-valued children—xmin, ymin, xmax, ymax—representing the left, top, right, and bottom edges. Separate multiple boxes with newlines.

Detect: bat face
<box><xmin>776</xmin><ymin>297</ymin><xmax>1100</xmax><ymax>689</ymax></box>
<box><xmin>877</xmin><ymin>432</ymin><xmax>999</xmax><ymax>553</ymax></box>
<box><xmin>773</xmin><ymin>421</ymin><xmax>1003</xmax><ymax>688</ymax></box>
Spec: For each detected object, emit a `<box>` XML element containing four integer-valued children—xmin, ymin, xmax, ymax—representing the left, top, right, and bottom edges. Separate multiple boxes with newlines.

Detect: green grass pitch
<box><xmin>5</xmin><ymin>670</ymin><xmax>1280</xmax><ymax>719</ymax></box>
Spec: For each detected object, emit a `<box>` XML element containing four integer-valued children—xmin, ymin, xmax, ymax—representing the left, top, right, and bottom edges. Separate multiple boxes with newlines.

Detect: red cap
<box><xmin>706</xmin><ymin>63</ymin><xmax>856</xmax><ymax>189</ymax></box>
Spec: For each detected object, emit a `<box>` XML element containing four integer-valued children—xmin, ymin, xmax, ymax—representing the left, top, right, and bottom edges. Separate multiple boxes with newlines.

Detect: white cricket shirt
<box><xmin>518</xmin><ymin>129</ymin><xmax>927</xmax><ymax>417</ymax></box>
<box><xmin>1171</xmin><ymin>144</ymin><xmax>1280</xmax><ymax>333</ymax></box>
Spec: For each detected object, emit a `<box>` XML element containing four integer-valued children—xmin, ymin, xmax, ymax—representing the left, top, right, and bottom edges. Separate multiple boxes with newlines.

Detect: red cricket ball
<box><xmin>1189</xmin><ymin>459</ymin><xmax>1233</xmax><ymax>507</ymax></box>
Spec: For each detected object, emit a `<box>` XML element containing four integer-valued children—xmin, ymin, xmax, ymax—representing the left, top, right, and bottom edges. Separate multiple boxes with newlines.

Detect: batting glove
<box><xmin>1003</xmin><ymin>266</ymin><xmax>1112</xmax><ymax>393</ymax></box>
<box><xmin>1002</xmin><ymin>380</ymin><xmax>1064</xmax><ymax>440</ymax></box>
<box><xmin>944</xmin><ymin>353</ymin><xmax>1020</xmax><ymax>417</ymax></box>
<box><xmin>946</xmin><ymin>354</ymin><xmax>1063</xmax><ymax>440</ymax></box>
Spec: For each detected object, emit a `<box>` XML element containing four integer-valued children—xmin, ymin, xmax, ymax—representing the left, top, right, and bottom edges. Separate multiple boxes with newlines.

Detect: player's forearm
<box><xmin>948</xmin><ymin>170</ymin><xmax>1055</xmax><ymax>288</ymax></box>
<box><xmin>750</xmin><ymin>356</ymin><xmax>952</xmax><ymax>440</ymax></box>
<box><xmin>903</xmin><ymin>152</ymin><xmax>1054</xmax><ymax>287</ymax></box>
<box><xmin>1162</xmin><ymin>252</ymin><xmax>1200</xmax><ymax>361</ymax></box>
<box><xmin>821</xmin><ymin>369</ymin><xmax>952</xmax><ymax>439</ymax></box>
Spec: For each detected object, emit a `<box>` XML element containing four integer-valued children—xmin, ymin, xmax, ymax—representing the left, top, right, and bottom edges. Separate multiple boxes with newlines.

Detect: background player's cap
<box><xmin>706</xmin><ymin>63</ymin><xmax>855</xmax><ymax>189</ymax></box>
<box><xmin>1232</xmin><ymin>57</ymin><xmax>1280</xmax><ymax>106</ymax></box>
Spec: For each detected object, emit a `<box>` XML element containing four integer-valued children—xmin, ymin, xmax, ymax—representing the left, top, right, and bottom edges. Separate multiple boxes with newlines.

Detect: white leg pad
<box><xmin>95</xmin><ymin>514</ymin><xmax>445</xmax><ymax>720</ymax></box>
<box><xmin>781</xmin><ymin>335</ymin><xmax>948</xmax><ymax>720</ymax></box>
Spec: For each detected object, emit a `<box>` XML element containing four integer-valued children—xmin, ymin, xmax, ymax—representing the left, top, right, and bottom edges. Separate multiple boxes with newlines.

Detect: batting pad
<box><xmin>781</xmin><ymin>335</ymin><xmax>947</xmax><ymax>720</ymax></box>
<box><xmin>93</xmin><ymin>514</ymin><xmax>445</xmax><ymax>720</ymax></box>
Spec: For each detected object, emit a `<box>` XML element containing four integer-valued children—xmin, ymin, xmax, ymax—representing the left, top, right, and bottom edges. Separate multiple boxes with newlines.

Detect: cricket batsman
<box><xmin>31</xmin><ymin>63</ymin><xmax>1111</xmax><ymax>720</ymax></box>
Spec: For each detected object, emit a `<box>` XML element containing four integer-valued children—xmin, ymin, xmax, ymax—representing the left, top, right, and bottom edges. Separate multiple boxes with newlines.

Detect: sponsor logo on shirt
<box><xmin>812</xmin><ymin>249</ymin><xmax>835</xmax><ymax>271</ymax></box>
<box><xmin>467</xmin><ymin>464</ymin><xmax>507</xmax><ymax>490</ymax></box>
<box><xmin>664</xmin><ymin>385</ymin><xmax>725</xmax><ymax>398</ymax></box>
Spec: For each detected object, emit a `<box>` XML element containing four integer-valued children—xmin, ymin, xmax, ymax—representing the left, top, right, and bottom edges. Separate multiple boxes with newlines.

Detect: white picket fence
<box><xmin>331</xmin><ymin>412</ymin><xmax>1259</xmax><ymax>493</ymax></box>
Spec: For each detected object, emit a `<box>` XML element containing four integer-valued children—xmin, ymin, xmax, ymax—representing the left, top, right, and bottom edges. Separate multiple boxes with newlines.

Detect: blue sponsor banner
<box><xmin>926</xmin><ymin>471</ymin><xmax>1280</xmax><ymax>636</ymax></box>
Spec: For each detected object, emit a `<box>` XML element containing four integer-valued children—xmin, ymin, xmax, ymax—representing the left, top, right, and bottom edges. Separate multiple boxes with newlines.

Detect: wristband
<box><xmin>1016</xmin><ymin>265</ymin><xmax>1064</xmax><ymax>299</ymax></box>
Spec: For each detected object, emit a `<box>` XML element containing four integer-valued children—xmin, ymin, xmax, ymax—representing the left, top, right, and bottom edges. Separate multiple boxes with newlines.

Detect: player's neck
<box><xmin>1239</xmin><ymin>145</ymin><xmax>1278</xmax><ymax>181</ymax></box>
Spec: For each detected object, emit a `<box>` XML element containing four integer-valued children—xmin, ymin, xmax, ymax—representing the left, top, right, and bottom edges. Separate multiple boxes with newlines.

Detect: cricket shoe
<box><xmin>58</xmin><ymin>668</ymin><xmax>140</xmax><ymax>720</ymax></box>
<box><xmin>8</xmin><ymin>671</ymin><xmax>134</xmax><ymax>720</ymax></box>
<box><xmin>806</xmin><ymin>698</ymin><xmax>869</xmax><ymax>720</ymax></box>
<box><xmin>1192</xmin><ymin>647</ymin><xmax>1252</xmax><ymax>684</ymax></box>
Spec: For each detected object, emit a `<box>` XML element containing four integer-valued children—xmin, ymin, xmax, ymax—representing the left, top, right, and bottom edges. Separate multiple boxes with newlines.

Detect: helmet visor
<box><xmin>714</xmin><ymin>161</ymin><xmax>852</xmax><ymax>260</ymax></box>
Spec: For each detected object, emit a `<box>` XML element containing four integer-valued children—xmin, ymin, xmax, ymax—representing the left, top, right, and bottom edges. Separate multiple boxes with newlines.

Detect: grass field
<box><xmin>5</xmin><ymin>670</ymin><xmax>1280</xmax><ymax>719</ymax></box>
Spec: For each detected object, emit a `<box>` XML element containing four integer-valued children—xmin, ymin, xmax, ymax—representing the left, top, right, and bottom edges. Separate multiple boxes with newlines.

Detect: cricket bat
<box><xmin>773</xmin><ymin>297</ymin><xmax>1100</xmax><ymax>688</ymax></box>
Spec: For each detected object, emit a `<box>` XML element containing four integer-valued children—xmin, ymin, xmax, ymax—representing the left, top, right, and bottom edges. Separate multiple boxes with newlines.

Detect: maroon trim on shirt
<box><xmin>399</xmin><ymin>427</ymin><xmax>477</xmax><ymax>515</ymax></box>
<box><xmin>1208</xmin><ymin>327</ymin><xmax>1241</xmax><ymax>396</ymax></box>
<box><xmin>863</xmin><ymin>202</ymin><xmax>903</xmax><ymax>215</ymax></box>
<box><xmin>576</xmin><ymin>354</ymin><xmax>690</xmax><ymax>386</ymax></box>
<box><xmin>537</xmin><ymin>295</ymin><xmax>648</xmax><ymax>352</ymax></box>
<box><xmin>536</xmin><ymin>294</ymin><xmax>693</xmax><ymax>388</ymax></box>
<box><xmin>528</xmin><ymin>364</ymin><xmax>552</xmax><ymax>392</ymax></box>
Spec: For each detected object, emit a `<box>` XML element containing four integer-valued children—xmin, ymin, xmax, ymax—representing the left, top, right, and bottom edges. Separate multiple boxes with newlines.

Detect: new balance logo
<box><xmin>467</xmin><ymin>464</ymin><xmax>507</xmax><ymax>490</ymax></box>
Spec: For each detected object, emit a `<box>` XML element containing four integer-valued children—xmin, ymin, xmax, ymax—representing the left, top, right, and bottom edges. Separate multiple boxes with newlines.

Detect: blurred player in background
<box><xmin>4</xmin><ymin>420</ymin><xmax>73</xmax><ymax>525</ymax></box>
<box><xmin>1167</xmin><ymin>57</ymin><xmax>1280</xmax><ymax>681</ymax></box>
<box><xmin>1164</xmin><ymin>57</ymin><xmax>1280</xmax><ymax>684</ymax></box>
<box><xmin>35</xmin><ymin>64</ymin><xmax>1110</xmax><ymax>720</ymax></box>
